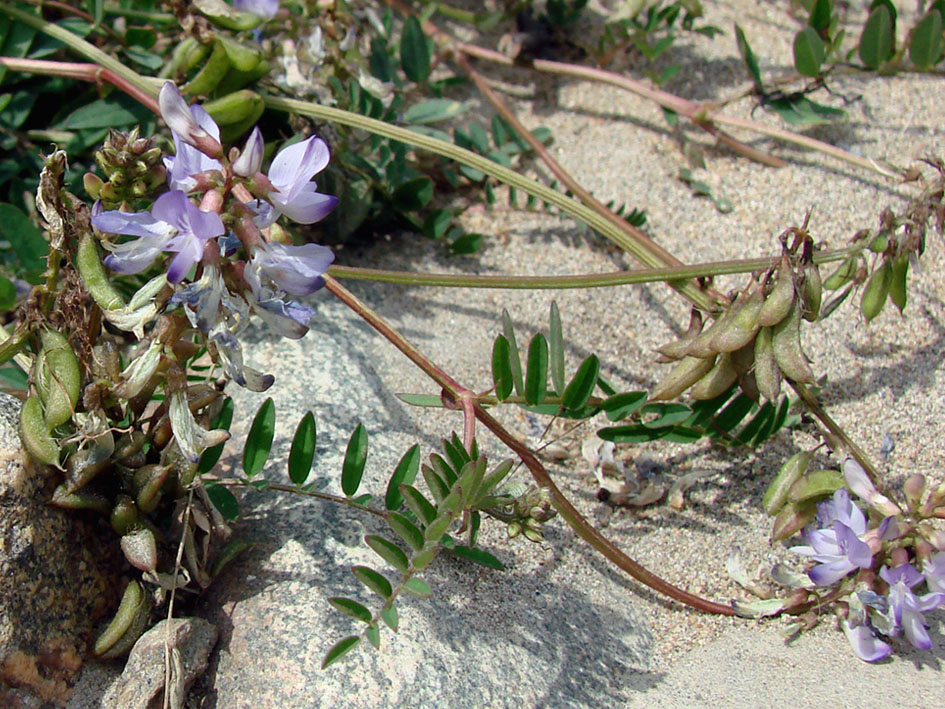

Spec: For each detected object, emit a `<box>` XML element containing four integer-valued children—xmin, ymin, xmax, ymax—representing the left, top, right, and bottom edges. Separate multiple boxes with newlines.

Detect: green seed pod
<box><xmin>753</xmin><ymin>326</ymin><xmax>782</xmax><ymax>402</ymax></box>
<box><xmin>758</xmin><ymin>258</ymin><xmax>796</xmax><ymax>327</ymax></box>
<box><xmin>868</xmin><ymin>232</ymin><xmax>889</xmax><ymax>253</ymax></box>
<box><xmin>20</xmin><ymin>395</ymin><xmax>59</xmax><ymax>466</ymax></box>
<box><xmin>218</xmin><ymin>96</ymin><xmax>266</xmax><ymax>144</ymax></box>
<box><xmin>194</xmin><ymin>0</ymin><xmax>265</xmax><ymax>31</ymax></box>
<box><xmin>213</xmin><ymin>60</ymin><xmax>273</xmax><ymax>96</ymax></box>
<box><xmin>182</xmin><ymin>39</ymin><xmax>232</xmax><ymax>97</ymax></box>
<box><xmin>133</xmin><ymin>464</ymin><xmax>170</xmax><ymax>514</ymax></box>
<box><xmin>888</xmin><ymin>254</ymin><xmax>909</xmax><ymax>313</ymax></box>
<box><xmin>110</xmin><ymin>495</ymin><xmax>141</xmax><ymax>536</ymax></box>
<box><xmin>650</xmin><ymin>355</ymin><xmax>717</xmax><ymax>401</ymax></box>
<box><xmin>788</xmin><ymin>469</ymin><xmax>845</xmax><ymax>504</ymax></box>
<box><xmin>823</xmin><ymin>256</ymin><xmax>857</xmax><ymax>291</ymax></box>
<box><xmin>36</xmin><ymin>330</ymin><xmax>81</xmax><ymax>430</ymax></box>
<box><xmin>203</xmin><ymin>89</ymin><xmax>263</xmax><ymax>127</ymax></box>
<box><xmin>771</xmin><ymin>500</ymin><xmax>817</xmax><ymax>542</ymax></box>
<box><xmin>771</xmin><ymin>302</ymin><xmax>815</xmax><ymax>383</ymax></box>
<box><xmin>77</xmin><ymin>234</ymin><xmax>125</xmax><ymax>311</ymax></box>
<box><xmin>860</xmin><ymin>259</ymin><xmax>893</xmax><ymax>322</ymax></box>
<box><xmin>50</xmin><ymin>483</ymin><xmax>111</xmax><ymax>515</ymax></box>
<box><xmin>711</xmin><ymin>286</ymin><xmax>765</xmax><ymax>353</ymax></box>
<box><xmin>656</xmin><ymin>311</ymin><xmax>704</xmax><ymax>361</ymax></box>
<box><xmin>690</xmin><ymin>352</ymin><xmax>738</xmax><ymax>400</ymax></box>
<box><xmin>761</xmin><ymin>451</ymin><xmax>811</xmax><ymax>515</ymax></box>
<box><xmin>738</xmin><ymin>369</ymin><xmax>760</xmax><ymax>402</ymax></box>
<box><xmin>180</xmin><ymin>37</ymin><xmax>212</xmax><ymax>72</ymax></box>
<box><xmin>685</xmin><ymin>316</ymin><xmax>728</xmax><ymax>358</ymax></box>
<box><xmin>65</xmin><ymin>431</ymin><xmax>114</xmax><ymax>493</ymax></box>
<box><xmin>218</xmin><ymin>35</ymin><xmax>261</xmax><ymax>72</ymax></box>
<box><xmin>114</xmin><ymin>431</ymin><xmax>147</xmax><ymax>465</ymax></box>
<box><xmin>800</xmin><ymin>263</ymin><xmax>822</xmax><ymax>322</ymax></box>
<box><xmin>94</xmin><ymin>580</ymin><xmax>151</xmax><ymax>658</ymax></box>
<box><xmin>120</xmin><ymin>528</ymin><xmax>158</xmax><ymax>573</ymax></box>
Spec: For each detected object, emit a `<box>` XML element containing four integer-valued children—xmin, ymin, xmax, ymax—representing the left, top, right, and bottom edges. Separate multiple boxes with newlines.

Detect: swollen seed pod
<box><xmin>65</xmin><ymin>432</ymin><xmax>114</xmax><ymax>493</ymax></box>
<box><xmin>656</xmin><ymin>309</ymin><xmax>705</xmax><ymax>361</ymax></box>
<box><xmin>120</xmin><ymin>528</ymin><xmax>158</xmax><ymax>573</ymax></box>
<box><xmin>860</xmin><ymin>260</ymin><xmax>893</xmax><ymax>322</ymax></box>
<box><xmin>762</xmin><ymin>451</ymin><xmax>812</xmax><ymax>514</ymax></box>
<box><xmin>218</xmin><ymin>35</ymin><xmax>262</xmax><ymax>72</ymax></box>
<box><xmin>753</xmin><ymin>326</ymin><xmax>782</xmax><ymax>402</ymax></box>
<box><xmin>758</xmin><ymin>258</ymin><xmax>796</xmax><ymax>327</ymax></box>
<box><xmin>649</xmin><ymin>355</ymin><xmax>717</xmax><ymax>401</ymax></box>
<box><xmin>36</xmin><ymin>331</ymin><xmax>81</xmax><ymax>430</ymax></box>
<box><xmin>133</xmin><ymin>464</ymin><xmax>171</xmax><ymax>514</ymax></box>
<box><xmin>888</xmin><ymin>254</ymin><xmax>909</xmax><ymax>313</ymax></box>
<box><xmin>94</xmin><ymin>580</ymin><xmax>151</xmax><ymax>659</ymax></box>
<box><xmin>771</xmin><ymin>303</ymin><xmax>815</xmax><ymax>383</ymax></box>
<box><xmin>690</xmin><ymin>352</ymin><xmax>738</xmax><ymax>400</ymax></box>
<box><xmin>800</xmin><ymin>263</ymin><xmax>822</xmax><ymax>322</ymax></box>
<box><xmin>50</xmin><ymin>483</ymin><xmax>111</xmax><ymax>515</ymax></box>
<box><xmin>203</xmin><ymin>89</ymin><xmax>264</xmax><ymax>126</ymax></box>
<box><xmin>77</xmin><ymin>234</ymin><xmax>125</xmax><ymax>311</ymax></box>
<box><xmin>787</xmin><ymin>469</ymin><xmax>845</xmax><ymax>504</ymax></box>
<box><xmin>771</xmin><ymin>500</ymin><xmax>817</xmax><ymax>542</ymax></box>
<box><xmin>686</xmin><ymin>316</ymin><xmax>728</xmax><ymax>359</ymax></box>
<box><xmin>823</xmin><ymin>257</ymin><xmax>857</xmax><ymax>291</ymax></box>
<box><xmin>20</xmin><ymin>395</ymin><xmax>59</xmax><ymax>466</ymax></box>
<box><xmin>711</xmin><ymin>287</ymin><xmax>765</xmax><ymax>353</ymax></box>
<box><xmin>182</xmin><ymin>40</ymin><xmax>232</xmax><ymax>96</ymax></box>
<box><xmin>110</xmin><ymin>495</ymin><xmax>141</xmax><ymax>536</ymax></box>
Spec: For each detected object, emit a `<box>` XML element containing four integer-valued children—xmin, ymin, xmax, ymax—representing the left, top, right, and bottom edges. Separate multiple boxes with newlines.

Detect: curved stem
<box><xmin>324</xmin><ymin>274</ymin><xmax>735</xmax><ymax>615</ymax></box>
<box><xmin>219</xmin><ymin>479</ymin><xmax>388</xmax><ymax>518</ymax></box>
<box><xmin>327</xmin><ymin>245</ymin><xmax>857</xmax><ymax>289</ymax></box>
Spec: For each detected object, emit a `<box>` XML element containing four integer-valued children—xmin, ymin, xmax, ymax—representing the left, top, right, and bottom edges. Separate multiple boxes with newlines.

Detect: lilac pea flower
<box><xmin>250</xmin><ymin>136</ymin><xmax>338</xmax><ymax>227</ymax></box>
<box><xmin>925</xmin><ymin>552</ymin><xmax>945</xmax><ymax>593</ymax></box>
<box><xmin>814</xmin><ymin>488</ymin><xmax>867</xmax><ymax>534</ymax></box>
<box><xmin>233</xmin><ymin>0</ymin><xmax>280</xmax><ymax>18</ymax></box>
<box><xmin>92</xmin><ymin>190</ymin><xmax>225</xmax><ymax>283</ymax></box>
<box><xmin>841</xmin><ymin>618</ymin><xmax>892</xmax><ymax>662</ymax></box>
<box><xmin>842</xmin><ymin>458</ymin><xmax>901</xmax><ymax>517</ymax></box>
<box><xmin>791</xmin><ymin>520</ymin><xmax>874</xmax><ymax>586</ymax></box>
<box><xmin>250</xmin><ymin>240</ymin><xmax>334</xmax><ymax>296</ymax></box>
<box><xmin>881</xmin><ymin>564</ymin><xmax>945</xmax><ymax>650</ymax></box>
<box><xmin>163</xmin><ymin>104</ymin><xmax>224</xmax><ymax>192</ymax></box>
<box><xmin>158</xmin><ymin>82</ymin><xmax>222</xmax><ymax>161</ymax></box>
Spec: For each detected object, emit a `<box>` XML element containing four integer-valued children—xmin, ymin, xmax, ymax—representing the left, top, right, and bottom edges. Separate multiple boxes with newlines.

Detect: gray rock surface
<box><xmin>103</xmin><ymin>618</ymin><xmax>218</xmax><ymax>709</ymax></box>
<box><xmin>0</xmin><ymin>393</ymin><xmax>120</xmax><ymax>705</ymax></box>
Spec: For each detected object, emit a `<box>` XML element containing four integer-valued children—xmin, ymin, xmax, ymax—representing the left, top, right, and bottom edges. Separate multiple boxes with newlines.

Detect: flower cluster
<box><xmin>90</xmin><ymin>82</ymin><xmax>338</xmax><ymax>391</ymax></box>
<box><xmin>790</xmin><ymin>459</ymin><xmax>945</xmax><ymax>661</ymax></box>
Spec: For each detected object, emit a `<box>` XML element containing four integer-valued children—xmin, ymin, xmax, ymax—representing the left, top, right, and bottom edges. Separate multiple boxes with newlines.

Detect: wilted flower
<box><xmin>233</xmin><ymin>0</ymin><xmax>280</xmax><ymax>18</ymax></box>
<box><xmin>249</xmin><ymin>135</ymin><xmax>338</xmax><ymax>226</ymax></box>
<box><xmin>880</xmin><ymin>564</ymin><xmax>945</xmax><ymax>650</ymax></box>
<box><xmin>92</xmin><ymin>190</ymin><xmax>225</xmax><ymax>283</ymax></box>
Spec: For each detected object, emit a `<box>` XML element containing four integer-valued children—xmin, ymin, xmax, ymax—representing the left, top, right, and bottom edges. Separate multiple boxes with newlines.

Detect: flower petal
<box><xmin>841</xmin><ymin>619</ymin><xmax>891</xmax><ymax>662</ymax></box>
<box><xmin>901</xmin><ymin>609</ymin><xmax>932</xmax><ymax>650</ymax></box>
<box><xmin>252</xmin><ymin>241</ymin><xmax>334</xmax><ymax>296</ymax></box>
<box><xmin>267</xmin><ymin>135</ymin><xmax>330</xmax><ymax>198</ymax></box>
<box><xmin>92</xmin><ymin>209</ymin><xmax>173</xmax><ymax>239</ymax></box>
<box><xmin>233</xmin><ymin>127</ymin><xmax>264</xmax><ymax>177</ymax></box>
<box><xmin>271</xmin><ymin>189</ymin><xmax>338</xmax><ymax>225</ymax></box>
<box><xmin>809</xmin><ymin>558</ymin><xmax>856</xmax><ymax>586</ymax></box>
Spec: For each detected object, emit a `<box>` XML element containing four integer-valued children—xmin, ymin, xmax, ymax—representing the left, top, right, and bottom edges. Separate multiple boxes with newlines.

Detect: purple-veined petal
<box><xmin>837</xmin><ymin>522</ymin><xmax>873</xmax><ymax>569</ymax></box>
<box><xmin>901</xmin><ymin>609</ymin><xmax>932</xmax><ymax>650</ymax></box>
<box><xmin>251</xmin><ymin>241</ymin><xmax>334</xmax><ymax>296</ymax></box>
<box><xmin>104</xmin><ymin>240</ymin><xmax>166</xmax><ymax>275</ymax></box>
<box><xmin>251</xmin><ymin>297</ymin><xmax>311</xmax><ymax>339</ymax></box>
<box><xmin>233</xmin><ymin>127</ymin><xmax>264</xmax><ymax>177</ymax></box>
<box><xmin>158</xmin><ymin>82</ymin><xmax>222</xmax><ymax>158</ymax></box>
<box><xmin>924</xmin><ymin>552</ymin><xmax>945</xmax><ymax>593</ymax></box>
<box><xmin>267</xmin><ymin>135</ymin><xmax>330</xmax><ymax>199</ymax></box>
<box><xmin>809</xmin><ymin>558</ymin><xmax>857</xmax><ymax>586</ymax></box>
<box><xmin>166</xmin><ymin>240</ymin><xmax>201</xmax><ymax>283</ymax></box>
<box><xmin>233</xmin><ymin>0</ymin><xmax>280</xmax><ymax>18</ymax></box>
<box><xmin>247</xmin><ymin>199</ymin><xmax>278</xmax><ymax>228</ymax></box>
<box><xmin>914</xmin><ymin>591</ymin><xmax>945</xmax><ymax>613</ymax></box>
<box><xmin>271</xmin><ymin>188</ymin><xmax>338</xmax><ymax>225</ymax></box>
<box><xmin>881</xmin><ymin>563</ymin><xmax>924</xmax><ymax>589</ymax></box>
<box><xmin>841</xmin><ymin>619</ymin><xmax>891</xmax><ymax>662</ymax></box>
<box><xmin>92</xmin><ymin>209</ymin><xmax>174</xmax><ymax>239</ymax></box>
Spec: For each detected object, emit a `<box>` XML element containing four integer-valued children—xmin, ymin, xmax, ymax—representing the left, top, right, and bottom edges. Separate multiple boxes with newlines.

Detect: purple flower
<box><xmin>841</xmin><ymin>618</ymin><xmax>892</xmax><ymax>662</ymax></box>
<box><xmin>158</xmin><ymin>82</ymin><xmax>222</xmax><ymax>160</ymax></box>
<box><xmin>92</xmin><ymin>190</ymin><xmax>224</xmax><ymax>283</ymax></box>
<box><xmin>791</xmin><ymin>521</ymin><xmax>874</xmax><ymax>586</ymax></box>
<box><xmin>880</xmin><ymin>564</ymin><xmax>945</xmax><ymax>650</ymax></box>
<box><xmin>925</xmin><ymin>552</ymin><xmax>945</xmax><ymax>593</ymax></box>
<box><xmin>248</xmin><ymin>240</ymin><xmax>334</xmax><ymax>296</ymax></box>
<box><xmin>842</xmin><ymin>458</ymin><xmax>901</xmax><ymax>517</ymax></box>
<box><xmin>233</xmin><ymin>0</ymin><xmax>280</xmax><ymax>18</ymax></box>
<box><xmin>163</xmin><ymin>103</ymin><xmax>224</xmax><ymax>192</ymax></box>
<box><xmin>249</xmin><ymin>136</ymin><xmax>338</xmax><ymax>226</ymax></box>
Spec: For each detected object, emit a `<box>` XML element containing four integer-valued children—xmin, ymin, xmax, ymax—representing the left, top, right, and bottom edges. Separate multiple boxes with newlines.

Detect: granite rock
<box><xmin>0</xmin><ymin>393</ymin><xmax>120</xmax><ymax>705</ymax></box>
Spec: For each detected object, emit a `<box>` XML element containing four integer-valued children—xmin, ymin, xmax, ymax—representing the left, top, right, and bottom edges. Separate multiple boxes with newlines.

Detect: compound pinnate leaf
<box><xmin>385</xmin><ymin>444</ymin><xmax>421</xmax><ymax>511</ymax></box>
<box><xmin>524</xmin><ymin>333</ymin><xmax>549</xmax><ymax>405</ymax></box>
<box><xmin>365</xmin><ymin>535</ymin><xmax>410</xmax><ymax>573</ymax></box>
<box><xmin>328</xmin><ymin>597</ymin><xmax>372</xmax><ymax>623</ymax></box>
<box><xmin>243</xmin><ymin>397</ymin><xmax>274</xmax><ymax>478</ymax></box>
<box><xmin>341</xmin><ymin>423</ymin><xmax>368</xmax><ymax>497</ymax></box>
<box><xmin>322</xmin><ymin>636</ymin><xmax>360</xmax><ymax>668</ymax></box>
<box><xmin>288</xmin><ymin>411</ymin><xmax>316</xmax><ymax>485</ymax></box>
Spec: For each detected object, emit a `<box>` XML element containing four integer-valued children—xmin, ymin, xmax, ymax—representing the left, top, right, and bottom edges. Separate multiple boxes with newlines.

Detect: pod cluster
<box><xmin>652</xmin><ymin>248</ymin><xmax>822</xmax><ymax>404</ymax></box>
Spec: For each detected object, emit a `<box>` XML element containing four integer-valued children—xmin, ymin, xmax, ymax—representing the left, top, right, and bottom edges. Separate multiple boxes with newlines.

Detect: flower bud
<box><xmin>890</xmin><ymin>547</ymin><xmax>909</xmax><ymax>567</ymax></box>
<box><xmin>84</xmin><ymin>173</ymin><xmax>104</xmax><ymax>199</ymax></box>
<box><xmin>159</xmin><ymin>81</ymin><xmax>223</xmax><ymax>158</ymax></box>
<box><xmin>919</xmin><ymin>524</ymin><xmax>945</xmax><ymax>551</ymax></box>
<box><xmin>233</xmin><ymin>126</ymin><xmax>264</xmax><ymax>177</ymax></box>
<box><xmin>904</xmin><ymin>473</ymin><xmax>926</xmax><ymax>511</ymax></box>
<box><xmin>915</xmin><ymin>539</ymin><xmax>934</xmax><ymax>565</ymax></box>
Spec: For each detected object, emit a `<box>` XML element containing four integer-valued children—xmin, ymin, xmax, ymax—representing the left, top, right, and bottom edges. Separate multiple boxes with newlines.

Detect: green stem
<box><xmin>220</xmin><ymin>479</ymin><xmax>389</xmax><ymax>518</ymax></box>
<box><xmin>266</xmin><ymin>95</ymin><xmax>716</xmax><ymax>311</ymax></box>
<box><xmin>328</xmin><ymin>242</ymin><xmax>859</xmax><ymax>289</ymax></box>
<box><xmin>0</xmin><ymin>323</ymin><xmax>31</xmax><ymax>372</ymax></box>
